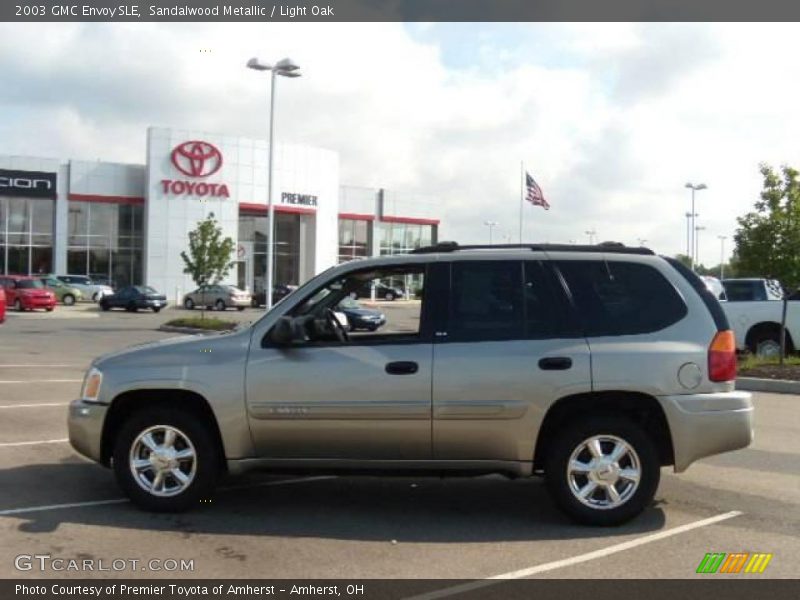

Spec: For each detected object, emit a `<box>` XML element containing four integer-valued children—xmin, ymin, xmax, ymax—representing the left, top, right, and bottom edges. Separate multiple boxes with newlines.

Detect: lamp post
<box><xmin>685</xmin><ymin>182</ymin><xmax>707</xmax><ymax>270</ymax></box>
<box><xmin>718</xmin><ymin>235</ymin><xmax>727</xmax><ymax>279</ymax></box>
<box><xmin>694</xmin><ymin>225</ymin><xmax>706</xmax><ymax>268</ymax></box>
<box><xmin>585</xmin><ymin>229</ymin><xmax>597</xmax><ymax>244</ymax></box>
<box><xmin>247</xmin><ymin>57</ymin><xmax>301</xmax><ymax>310</ymax></box>
<box><xmin>484</xmin><ymin>220</ymin><xmax>499</xmax><ymax>244</ymax></box>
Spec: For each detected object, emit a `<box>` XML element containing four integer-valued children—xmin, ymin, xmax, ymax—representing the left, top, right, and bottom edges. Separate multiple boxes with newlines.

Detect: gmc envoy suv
<box><xmin>69</xmin><ymin>242</ymin><xmax>753</xmax><ymax>525</ymax></box>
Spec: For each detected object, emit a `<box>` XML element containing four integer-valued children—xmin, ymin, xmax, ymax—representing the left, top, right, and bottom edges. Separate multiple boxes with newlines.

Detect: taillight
<box><xmin>709</xmin><ymin>330</ymin><xmax>737</xmax><ymax>382</ymax></box>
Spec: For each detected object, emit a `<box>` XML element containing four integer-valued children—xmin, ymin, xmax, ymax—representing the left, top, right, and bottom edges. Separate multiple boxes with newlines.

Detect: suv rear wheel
<box><xmin>113</xmin><ymin>407</ymin><xmax>221</xmax><ymax>512</ymax></box>
<box><xmin>545</xmin><ymin>416</ymin><xmax>659</xmax><ymax>526</ymax></box>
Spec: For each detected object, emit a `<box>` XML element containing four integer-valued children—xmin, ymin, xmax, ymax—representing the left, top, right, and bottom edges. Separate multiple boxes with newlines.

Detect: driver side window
<box><xmin>289</xmin><ymin>265</ymin><xmax>426</xmax><ymax>345</ymax></box>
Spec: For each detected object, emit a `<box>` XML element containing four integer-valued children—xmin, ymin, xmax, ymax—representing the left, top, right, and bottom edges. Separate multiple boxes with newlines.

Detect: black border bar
<box><xmin>5</xmin><ymin>0</ymin><xmax>800</xmax><ymax>22</ymax></box>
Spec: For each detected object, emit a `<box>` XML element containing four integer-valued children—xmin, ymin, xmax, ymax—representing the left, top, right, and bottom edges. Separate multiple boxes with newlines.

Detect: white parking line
<box><xmin>0</xmin><ymin>476</ymin><xmax>336</xmax><ymax>517</ymax></box>
<box><xmin>0</xmin><ymin>379</ymin><xmax>82</xmax><ymax>384</ymax></box>
<box><xmin>0</xmin><ymin>439</ymin><xmax>69</xmax><ymax>447</ymax></box>
<box><xmin>0</xmin><ymin>402</ymin><xmax>69</xmax><ymax>409</ymax></box>
<box><xmin>0</xmin><ymin>499</ymin><xmax>128</xmax><ymax>516</ymax></box>
<box><xmin>406</xmin><ymin>510</ymin><xmax>743</xmax><ymax>600</ymax></box>
<box><xmin>0</xmin><ymin>365</ymin><xmax>83</xmax><ymax>368</ymax></box>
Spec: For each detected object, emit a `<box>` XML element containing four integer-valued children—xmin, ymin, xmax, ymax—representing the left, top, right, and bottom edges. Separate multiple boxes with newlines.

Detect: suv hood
<box><xmin>93</xmin><ymin>328</ymin><xmax>247</xmax><ymax>369</ymax></box>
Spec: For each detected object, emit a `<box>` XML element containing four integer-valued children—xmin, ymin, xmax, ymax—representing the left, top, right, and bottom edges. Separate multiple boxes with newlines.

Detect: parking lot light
<box><xmin>247</xmin><ymin>56</ymin><xmax>302</xmax><ymax>310</ymax></box>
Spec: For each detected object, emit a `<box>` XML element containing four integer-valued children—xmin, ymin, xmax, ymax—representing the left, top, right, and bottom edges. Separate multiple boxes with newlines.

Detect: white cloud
<box><xmin>2</xmin><ymin>22</ymin><xmax>800</xmax><ymax>265</ymax></box>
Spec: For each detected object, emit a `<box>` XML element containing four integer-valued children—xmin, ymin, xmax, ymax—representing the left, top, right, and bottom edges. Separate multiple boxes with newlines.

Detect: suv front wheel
<box><xmin>545</xmin><ymin>416</ymin><xmax>660</xmax><ymax>526</ymax></box>
<box><xmin>113</xmin><ymin>407</ymin><xmax>221</xmax><ymax>512</ymax></box>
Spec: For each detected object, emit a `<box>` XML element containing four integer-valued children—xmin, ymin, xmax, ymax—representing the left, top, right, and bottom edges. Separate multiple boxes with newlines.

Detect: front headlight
<box><xmin>81</xmin><ymin>367</ymin><xmax>103</xmax><ymax>402</ymax></box>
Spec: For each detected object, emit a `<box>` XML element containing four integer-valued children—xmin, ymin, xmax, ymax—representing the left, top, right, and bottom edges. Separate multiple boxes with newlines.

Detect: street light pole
<box><xmin>695</xmin><ymin>225</ymin><xmax>706</xmax><ymax>268</ymax></box>
<box><xmin>484</xmin><ymin>220</ymin><xmax>499</xmax><ymax>244</ymax></box>
<box><xmin>247</xmin><ymin>57</ymin><xmax>301</xmax><ymax>310</ymax></box>
<box><xmin>718</xmin><ymin>235</ymin><xmax>727</xmax><ymax>279</ymax></box>
<box><xmin>585</xmin><ymin>229</ymin><xmax>597</xmax><ymax>244</ymax></box>
<box><xmin>685</xmin><ymin>182</ymin><xmax>707</xmax><ymax>270</ymax></box>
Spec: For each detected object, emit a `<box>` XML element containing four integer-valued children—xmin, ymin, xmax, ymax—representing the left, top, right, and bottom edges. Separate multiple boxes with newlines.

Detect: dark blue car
<box><xmin>335</xmin><ymin>297</ymin><xmax>386</xmax><ymax>331</ymax></box>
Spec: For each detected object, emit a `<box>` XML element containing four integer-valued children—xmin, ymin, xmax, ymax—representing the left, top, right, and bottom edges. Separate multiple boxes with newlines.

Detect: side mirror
<box><xmin>269</xmin><ymin>316</ymin><xmax>303</xmax><ymax>346</ymax></box>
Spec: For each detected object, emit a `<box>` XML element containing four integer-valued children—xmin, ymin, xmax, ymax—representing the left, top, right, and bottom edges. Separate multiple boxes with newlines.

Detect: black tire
<box><xmin>126</xmin><ymin>301</ymin><xmax>138</xmax><ymax>313</ymax></box>
<box><xmin>100</xmin><ymin>299</ymin><xmax>111</xmax><ymax>311</ymax></box>
<box><xmin>184</xmin><ymin>298</ymin><xmax>195</xmax><ymax>310</ymax></box>
<box><xmin>215</xmin><ymin>299</ymin><xmax>226</xmax><ymax>311</ymax></box>
<box><xmin>14</xmin><ymin>299</ymin><xmax>23</xmax><ymax>312</ymax></box>
<box><xmin>544</xmin><ymin>416</ymin><xmax>660</xmax><ymax>526</ymax></box>
<box><xmin>237</xmin><ymin>306</ymin><xmax>245</xmax><ymax>312</ymax></box>
<box><xmin>112</xmin><ymin>406</ymin><xmax>221</xmax><ymax>512</ymax></box>
<box><xmin>45</xmin><ymin>307</ymin><xmax>54</xmax><ymax>312</ymax></box>
<box><xmin>92</xmin><ymin>292</ymin><xmax>100</xmax><ymax>302</ymax></box>
<box><xmin>152</xmin><ymin>307</ymin><xmax>161</xmax><ymax>313</ymax></box>
<box><xmin>63</xmin><ymin>294</ymin><xmax>75</xmax><ymax>306</ymax></box>
<box><xmin>368</xmin><ymin>324</ymin><xmax>378</xmax><ymax>332</ymax></box>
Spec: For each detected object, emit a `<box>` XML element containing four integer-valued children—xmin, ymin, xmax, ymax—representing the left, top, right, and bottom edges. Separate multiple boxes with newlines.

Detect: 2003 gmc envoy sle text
<box><xmin>68</xmin><ymin>242</ymin><xmax>754</xmax><ymax>526</ymax></box>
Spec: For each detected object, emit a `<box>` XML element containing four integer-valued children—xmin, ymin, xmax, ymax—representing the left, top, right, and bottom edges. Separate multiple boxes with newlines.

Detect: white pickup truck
<box><xmin>717</xmin><ymin>278</ymin><xmax>800</xmax><ymax>357</ymax></box>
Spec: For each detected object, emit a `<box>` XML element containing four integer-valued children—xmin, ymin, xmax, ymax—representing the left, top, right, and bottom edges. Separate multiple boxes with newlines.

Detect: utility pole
<box><xmin>585</xmin><ymin>229</ymin><xmax>597</xmax><ymax>245</ymax></box>
<box><xmin>718</xmin><ymin>235</ymin><xmax>727</xmax><ymax>279</ymax></box>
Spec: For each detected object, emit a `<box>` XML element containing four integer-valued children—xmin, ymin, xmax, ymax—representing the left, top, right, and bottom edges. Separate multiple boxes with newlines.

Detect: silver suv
<box><xmin>69</xmin><ymin>243</ymin><xmax>753</xmax><ymax>525</ymax></box>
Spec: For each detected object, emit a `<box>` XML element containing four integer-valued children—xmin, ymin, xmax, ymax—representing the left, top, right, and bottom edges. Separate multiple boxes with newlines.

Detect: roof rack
<box><xmin>410</xmin><ymin>241</ymin><xmax>654</xmax><ymax>255</ymax></box>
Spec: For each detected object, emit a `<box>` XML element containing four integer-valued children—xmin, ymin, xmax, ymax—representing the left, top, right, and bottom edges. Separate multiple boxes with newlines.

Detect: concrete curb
<box><xmin>158</xmin><ymin>325</ymin><xmax>234</xmax><ymax>335</ymax></box>
<box><xmin>736</xmin><ymin>377</ymin><xmax>800</xmax><ymax>394</ymax></box>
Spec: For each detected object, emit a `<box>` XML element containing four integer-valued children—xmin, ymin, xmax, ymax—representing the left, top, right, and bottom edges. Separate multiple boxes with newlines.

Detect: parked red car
<box><xmin>0</xmin><ymin>288</ymin><xmax>5</xmax><ymax>323</ymax></box>
<box><xmin>0</xmin><ymin>275</ymin><xmax>57</xmax><ymax>312</ymax></box>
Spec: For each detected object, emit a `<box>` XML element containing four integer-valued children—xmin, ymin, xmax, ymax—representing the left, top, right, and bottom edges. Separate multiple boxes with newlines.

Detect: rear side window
<box><xmin>449</xmin><ymin>261</ymin><xmax>523</xmax><ymax>341</ymax></box>
<box><xmin>448</xmin><ymin>261</ymin><xmax>574</xmax><ymax>341</ymax></box>
<box><xmin>556</xmin><ymin>260</ymin><xmax>687</xmax><ymax>336</ymax></box>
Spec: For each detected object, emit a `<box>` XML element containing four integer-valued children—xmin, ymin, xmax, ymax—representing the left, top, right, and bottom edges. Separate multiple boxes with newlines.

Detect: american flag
<box><xmin>525</xmin><ymin>172</ymin><xmax>550</xmax><ymax>210</ymax></box>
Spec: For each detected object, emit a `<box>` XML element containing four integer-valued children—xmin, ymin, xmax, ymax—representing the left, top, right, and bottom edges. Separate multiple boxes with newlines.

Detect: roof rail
<box><xmin>410</xmin><ymin>241</ymin><xmax>654</xmax><ymax>255</ymax></box>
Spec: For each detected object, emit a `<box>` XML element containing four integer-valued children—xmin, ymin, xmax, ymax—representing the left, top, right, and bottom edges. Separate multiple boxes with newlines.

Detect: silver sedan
<box><xmin>183</xmin><ymin>285</ymin><xmax>251</xmax><ymax>311</ymax></box>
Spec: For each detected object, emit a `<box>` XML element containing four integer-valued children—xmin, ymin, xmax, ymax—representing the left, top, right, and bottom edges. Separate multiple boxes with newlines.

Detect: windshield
<box><xmin>135</xmin><ymin>286</ymin><xmax>159</xmax><ymax>294</ymax></box>
<box><xmin>337</xmin><ymin>297</ymin><xmax>361</xmax><ymax>309</ymax></box>
<box><xmin>17</xmin><ymin>279</ymin><xmax>44</xmax><ymax>289</ymax></box>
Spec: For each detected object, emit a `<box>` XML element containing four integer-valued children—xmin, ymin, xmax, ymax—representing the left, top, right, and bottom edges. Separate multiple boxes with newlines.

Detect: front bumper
<box><xmin>658</xmin><ymin>390</ymin><xmax>754</xmax><ymax>472</ymax></box>
<box><xmin>227</xmin><ymin>297</ymin><xmax>251</xmax><ymax>308</ymax></box>
<box><xmin>68</xmin><ymin>399</ymin><xmax>109</xmax><ymax>464</ymax></box>
<box><xmin>23</xmin><ymin>296</ymin><xmax>56</xmax><ymax>309</ymax></box>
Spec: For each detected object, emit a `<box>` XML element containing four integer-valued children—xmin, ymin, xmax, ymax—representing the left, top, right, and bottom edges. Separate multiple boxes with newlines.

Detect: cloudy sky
<box><xmin>2</xmin><ymin>22</ymin><xmax>800</xmax><ymax>264</ymax></box>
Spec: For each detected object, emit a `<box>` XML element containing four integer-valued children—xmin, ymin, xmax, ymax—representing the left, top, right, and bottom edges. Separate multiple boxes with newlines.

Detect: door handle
<box><xmin>538</xmin><ymin>356</ymin><xmax>572</xmax><ymax>371</ymax></box>
<box><xmin>385</xmin><ymin>361</ymin><xmax>419</xmax><ymax>375</ymax></box>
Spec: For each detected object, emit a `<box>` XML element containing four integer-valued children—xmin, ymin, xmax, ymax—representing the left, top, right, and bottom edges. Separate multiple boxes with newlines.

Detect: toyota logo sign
<box><xmin>170</xmin><ymin>141</ymin><xmax>223</xmax><ymax>178</ymax></box>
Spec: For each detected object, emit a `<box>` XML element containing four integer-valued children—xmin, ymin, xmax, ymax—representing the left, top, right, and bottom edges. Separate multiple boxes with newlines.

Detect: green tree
<box><xmin>180</xmin><ymin>216</ymin><xmax>236</xmax><ymax>314</ymax></box>
<box><xmin>674</xmin><ymin>254</ymin><xmax>692</xmax><ymax>269</ymax></box>
<box><xmin>734</xmin><ymin>164</ymin><xmax>800</xmax><ymax>292</ymax></box>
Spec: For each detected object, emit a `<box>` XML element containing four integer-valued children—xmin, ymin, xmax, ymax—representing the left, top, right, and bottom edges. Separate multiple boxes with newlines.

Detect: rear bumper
<box><xmin>658</xmin><ymin>390</ymin><xmax>754</xmax><ymax>472</ymax></box>
<box><xmin>68</xmin><ymin>399</ymin><xmax>108</xmax><ymax>464</ymax></box>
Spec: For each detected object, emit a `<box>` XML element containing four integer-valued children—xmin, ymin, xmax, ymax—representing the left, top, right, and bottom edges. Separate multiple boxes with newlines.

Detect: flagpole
<box><xmin>519</xmin><ymin>160</ymin><xmax>524</xmax><ymax>244</ymax></box>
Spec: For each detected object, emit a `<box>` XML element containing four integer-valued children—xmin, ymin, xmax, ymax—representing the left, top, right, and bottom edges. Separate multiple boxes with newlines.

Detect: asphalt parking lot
<box><xmin>0</xmin><ymin>304</ymin><xmax>798</xmax><ymax>581</ymax></box>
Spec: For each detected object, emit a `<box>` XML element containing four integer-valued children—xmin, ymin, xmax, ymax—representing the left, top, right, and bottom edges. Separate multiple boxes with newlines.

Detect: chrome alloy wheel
<box><xmin>129</xmin><ymin>425</ymin><xmax>197</xmax><ymax>497</ymax></box>
<box><xmin>566</xmin><ymin>435</ymin><xmax>641</xmax><ymax>510</ymax></box>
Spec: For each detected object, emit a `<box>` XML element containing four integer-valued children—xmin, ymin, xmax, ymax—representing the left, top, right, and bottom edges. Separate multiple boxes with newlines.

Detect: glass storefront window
<box><xmin>66</xmin><ymin>201</ymin><xmax>143</xmax><ymax>287</ymax></box>
<box><xmin>0</xmin><ymin>197</ymin><xmax>54</xmax><ymax>275</ymax></box>
<box><xmin>238</xmin><ymin>212</ymin><xmax>301</xmax><ymax>293</ymax></box>
<box><xmin>338</xmin><ymin>218</ymin><xmax>369</xmax><ymax>263</ymax></box>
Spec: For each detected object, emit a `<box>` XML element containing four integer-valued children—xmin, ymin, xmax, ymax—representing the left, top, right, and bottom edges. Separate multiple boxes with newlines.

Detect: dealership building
<box><xmin>0</xmin><ymin>126</ymin><xmax>439</xmax><ymax>299</ymax></box>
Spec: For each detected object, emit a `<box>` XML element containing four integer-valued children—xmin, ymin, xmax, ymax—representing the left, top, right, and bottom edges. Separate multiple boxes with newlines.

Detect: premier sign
<box><xmin>160</xmin><ymin>140</ymin><xmax>230</xmax><ymax>198</ymax></box>
<box><xmin>281</xmin><ymin>192</ymin><xmax>318</xmax><ymax>207</ymax></box>
<box><xmin>0</xmin><ymin>168</ymin><xmax>57</xmax><ymax>199</ymax></box>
